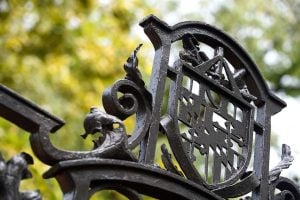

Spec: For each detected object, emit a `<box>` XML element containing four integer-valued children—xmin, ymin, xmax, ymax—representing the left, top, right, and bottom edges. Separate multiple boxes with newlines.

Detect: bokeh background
<box><xmin>0</xmin><ymin>0</ymin><xmax>299</xmax><ymax>199</ymax></box>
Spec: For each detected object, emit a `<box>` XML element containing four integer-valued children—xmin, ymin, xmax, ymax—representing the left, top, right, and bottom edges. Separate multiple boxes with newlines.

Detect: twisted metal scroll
<box><xmin>102</xmin><ymin>44</ymin><xmax>152</xmax><ymax>151</ymax></box>
<box><xmin>28</xmin><ymin>44</ymin><xmax>152</xmax><ymax>165</ymax></box>
<box><xmin>102</xmin><ymin>78</ymin><xmax>151</xmax><ymax>149</ymax></box>
<box><xmin>269</xmin><ymin>144</ymin><xmax>294</xmax><ymax>182</ymax></box>
<box><xmin>269</xmin><ymin>144</ymin><xmax>300</xmax><ymax>200</ymax></box>
<box><xmin>270</xmin><ymin>177</ymin><xmax>300</xmax><ymax>200</ymax></box>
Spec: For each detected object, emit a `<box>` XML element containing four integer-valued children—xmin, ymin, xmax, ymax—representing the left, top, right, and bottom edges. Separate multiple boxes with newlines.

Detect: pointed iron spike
<box><xmin>133</xmin><ymin>43</ymin><xmax>143</xmax><ymax>56</ymax></box>
<box><xmin>124</xmin><ymin>43</ymin><xmax>143</xmax><ymax>70</ymax></box>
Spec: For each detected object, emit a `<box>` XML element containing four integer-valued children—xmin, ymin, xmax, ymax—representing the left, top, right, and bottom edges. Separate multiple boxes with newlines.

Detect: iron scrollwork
<box><xmin>28</xmin><ymin>44</ymin><xmax>152</xmax><ymax>166</ymax></box>
<box><xmin>79</xmin><ymin>44</ymin><xmax>152</xmax><ymax>161</ymax></box>
<box><xmin>269</xmin><ymin>144</ymin><xmax>300</xmax><ymax>200</ymax></box>
<box><xmin>0</xmin><ymin>14</ymin><xmax>299</xmax><ymax>199</ymax></box>
<box><xmin>81</xmin><ymin>107</ymin><xmax>136</xmax><ymax>161</ymax></box>
<box><xmin>102</xmin><ymin>44</ymin><xmax>152</xmax><ymax>150</ymax></box>
<box><xmin>0</xmin><ymin>153</ymin><xmax>41</xmax><ymax>200</ymax></box>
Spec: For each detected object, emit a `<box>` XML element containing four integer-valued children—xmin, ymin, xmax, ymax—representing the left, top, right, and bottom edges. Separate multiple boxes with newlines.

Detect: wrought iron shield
<box><xmin>0</xmin><ymin>15</ymin><xmax>300</xmax><ymax>200</ymax></box>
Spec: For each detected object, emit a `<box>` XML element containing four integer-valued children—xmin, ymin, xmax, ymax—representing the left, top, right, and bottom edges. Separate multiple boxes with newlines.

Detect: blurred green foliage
<box><xmin>0</xmin><ymin>0</ymin><xmax>156</xmax><ymax>199</ymax></box>
<box><xmin>0</xmin><ymin>0</ymin><xmax>299</xmax><ymax>199</ymax></box>
<box><xmin>214</xmin><ymin>0</ymin><xmax>300</xmax><ymax>96</ymax></box>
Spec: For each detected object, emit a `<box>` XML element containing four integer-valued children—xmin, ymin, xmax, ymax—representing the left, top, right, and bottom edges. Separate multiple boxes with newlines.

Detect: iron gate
<box><xmin>0</xmin><ymin>15</ymin><xmax>299</xmax><ymax>200</ymax></box>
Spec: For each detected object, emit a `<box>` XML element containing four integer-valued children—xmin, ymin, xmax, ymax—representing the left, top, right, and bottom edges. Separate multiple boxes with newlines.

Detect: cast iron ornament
<box><xmin>0</xmin><ymin>153</ymin><xmax>41</xmax><ymax>200</ymax></box>
<box><xmin>0</xmin><ymin>15</ymin><xmax>299</xmax><ymax>200</ymax></box>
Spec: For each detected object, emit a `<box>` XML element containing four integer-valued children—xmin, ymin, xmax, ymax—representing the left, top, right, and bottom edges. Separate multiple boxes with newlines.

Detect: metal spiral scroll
<box><xmin>269</xmin><ymin>145</ymin><xmax>300</xmax><ymax>200</ymax></box>
<box><xmin>102</xmin><ymin>79</ymin><xmax>151</xmax><ymax>149</ymax></box>
<box><xmin>102</xmin><ymin>44</ymin><xmax>152</xmax><ymax>149</ymax></box>
<box><xmin>26</xmin><ymin>45</ymin><xmax>151</xmax><ymax>165</ymax></box>
<box><xmin>270</xmin><ymin>177</ymin><xmax>300</xmax><ymax>200</ymax></box>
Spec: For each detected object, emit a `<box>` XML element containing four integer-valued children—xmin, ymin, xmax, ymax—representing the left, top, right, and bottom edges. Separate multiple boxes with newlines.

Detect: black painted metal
<box><xmin>0</xmin><ymin>152</ymin><xmax>41</xmax><ymax>200</ymax></box>
<box><xmin>0</xmin><ymin>15</ymin><xmax>299</xmax><ymax>199</ymax></box>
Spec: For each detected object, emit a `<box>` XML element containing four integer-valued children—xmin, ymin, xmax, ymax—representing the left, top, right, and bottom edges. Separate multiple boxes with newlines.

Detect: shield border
<box><xmin>165</xmin><ymin>59</ymin><xmax>254</xmax><ymax>189</ymax></box>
